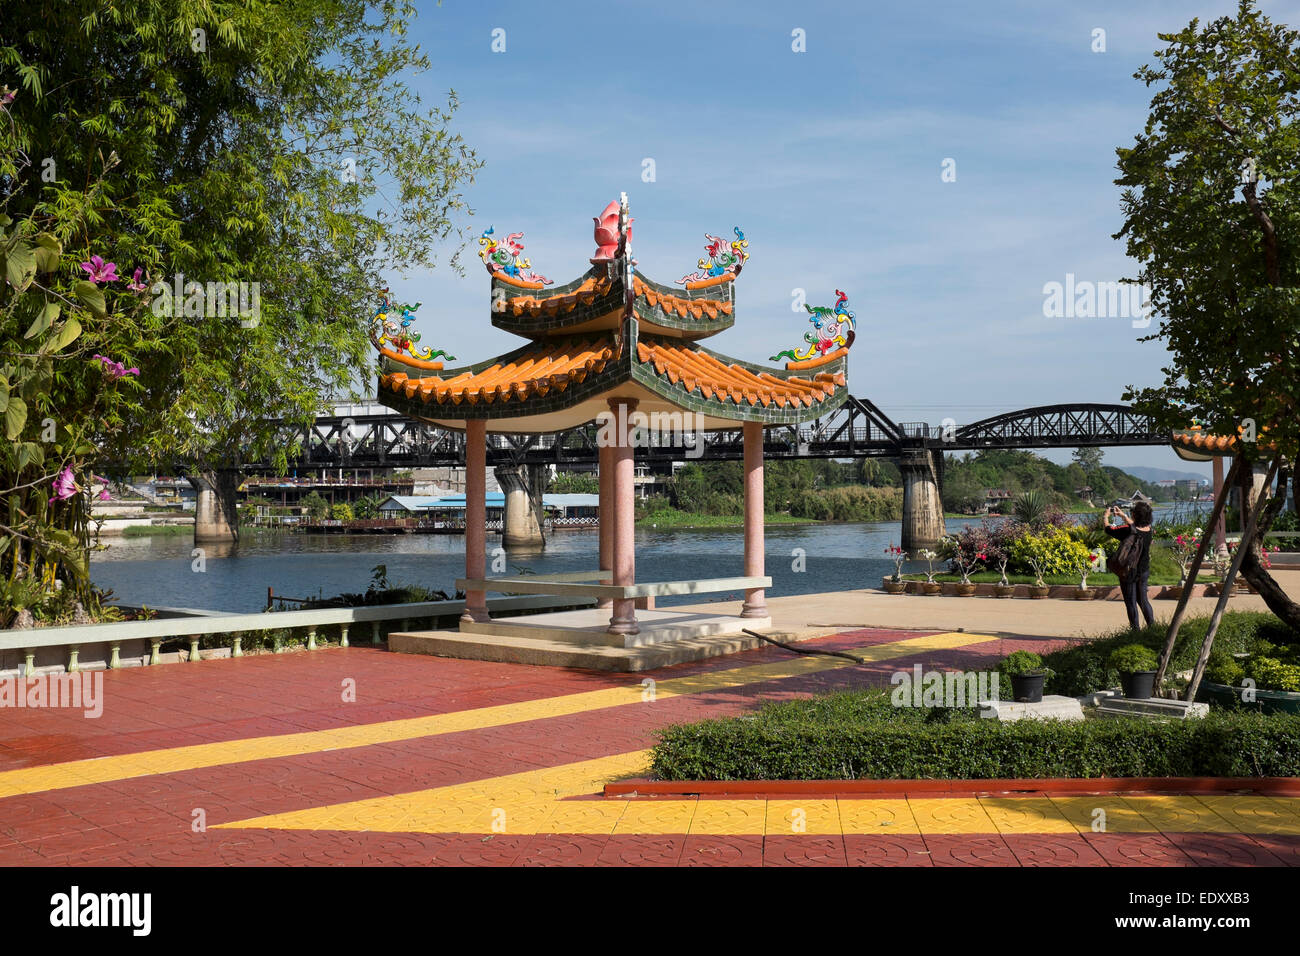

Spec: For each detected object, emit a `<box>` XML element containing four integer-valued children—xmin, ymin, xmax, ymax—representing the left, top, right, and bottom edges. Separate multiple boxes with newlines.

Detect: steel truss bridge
<box><xmin>248</xmin><ymin>400</ymin><xmax>1168</xmax><ymax>471</ymax></box>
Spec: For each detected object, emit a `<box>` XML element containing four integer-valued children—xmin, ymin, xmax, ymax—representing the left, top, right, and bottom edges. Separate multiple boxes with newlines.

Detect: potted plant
<box><xmin>882</xmin><ymin>544</ymin><xmax>908</xmax><ymax>594</ymax></box>
<box><xmin>1074</xmin><ymin>547</ymin><xmax>1103</xmax><ymax>600</ymax></box>
<box><xmin>1109</xmin><ymin>644</ymin><xmax>1159</xmax><ymax>699</ymax></box>
<box><xmin>917</xmin><ymin>549</ymin><xmax>942</xmax><ymax>595</ymax></box>
<box><xmin>1026</xmin><ymin>556</ymin><xmax>1050</xmax><ymax>599</ymax></box>
<box><xmin>1000</xmin><ymin>650</ymin><xmax>1052</xmax><ymax>703</ymax></box>
<box><xmin>990</xmin><ymin>556</ymin><xmax>1014</xmax><ymax>598</ymax></box>
<box><xmin>941</xmin><ymin>535</ymin><xmax>981</xmax><ymax>596</ymax></box>
<box><xmin>1166</xmin><ymin>528</ymin><xmax>1203</xmax><ymax>598</ymax></box>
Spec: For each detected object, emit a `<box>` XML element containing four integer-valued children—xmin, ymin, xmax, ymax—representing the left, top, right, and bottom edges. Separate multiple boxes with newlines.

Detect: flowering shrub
<box><xmin>940</xmin><ymin>534</ymin><xmax>986</xmax><ymax>584</ymax></box>
<box><xmin>1246</xmin><ymin>658</ymin><xmax>1300</xmax><ymax>693</ymax></box>
<box><xmin>1170</xmin><ymin>528</ymin><xmax>1204</xmax><ymax>585</ymax></box>
<box><xmin>1008</xmin><ymin>527</ymin><xmax>1092</xmax><ymax>582</ymax></box>
<box><xmin>884</xmin><ymin>544</ymin><xmax>908</xmax><ymax>582</ymax></box>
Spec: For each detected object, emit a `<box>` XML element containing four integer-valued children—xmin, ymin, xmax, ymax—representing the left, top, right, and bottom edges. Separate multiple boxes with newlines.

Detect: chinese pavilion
<box><xmin>371</xmin><ymin>196</ymin><xmax>852</xmax><ymax>663</ymax></box>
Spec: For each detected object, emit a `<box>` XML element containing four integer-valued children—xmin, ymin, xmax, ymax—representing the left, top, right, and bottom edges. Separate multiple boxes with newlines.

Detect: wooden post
<box><xmin>1152</xmin><ymin>456</ymin><xmax>1243</xmax><ymax>689</ymax></box>
<box><xmin>1185</xmin><ymin>457</ymin><xmax>1280</xmax><ymax>701</ymax></box>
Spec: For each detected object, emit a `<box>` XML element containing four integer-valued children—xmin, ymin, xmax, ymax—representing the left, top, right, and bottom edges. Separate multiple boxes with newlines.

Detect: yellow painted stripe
<box><xmin>0</xmin><ymin>630</ymin><xmax>997</xmax><ymax>799</ymax></box>
<box><xmin>215</xmin><ymin>748</ymin><xmax>1300</xmax><ymax>836</ymax></box>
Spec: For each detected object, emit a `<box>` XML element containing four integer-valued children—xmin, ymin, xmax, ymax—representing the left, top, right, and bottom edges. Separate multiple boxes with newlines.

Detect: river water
<box><xmin>91</xmin><ymin>501</ymin><xmax>1208</xmax><ymax>614</ymax></box>
<box><xmin>90</xmin><ymin>522</ymin><xmax>914</xmax><ymax>613</ymax></box>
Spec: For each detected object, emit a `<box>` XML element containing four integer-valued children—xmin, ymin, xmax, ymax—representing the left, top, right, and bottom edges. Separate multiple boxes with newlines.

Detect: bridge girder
<box><xmin>243</xmin><ymin>400</ymin><xmax>1167</xmax><ymax>471</ymax></box>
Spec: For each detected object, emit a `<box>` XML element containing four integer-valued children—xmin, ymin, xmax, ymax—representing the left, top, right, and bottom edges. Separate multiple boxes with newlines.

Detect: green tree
<box><xmin>2</xmin><ymin>0</ymin><xmax>481</xmax><ymax>543</ymax></box>
<box><xmin>1071</xmin><ymin>447</ymin><xmax>1104</xmax><ymax>473</ymax></box>
<box><xmin>300</xmin><ymin>491</ymin><xmax>329</xmax><ymax>519</ymax></box>
<box><xmin>1114</xmin><ymin>0</ymin><xmax>1300</xmax><ymax>628</ymax></box>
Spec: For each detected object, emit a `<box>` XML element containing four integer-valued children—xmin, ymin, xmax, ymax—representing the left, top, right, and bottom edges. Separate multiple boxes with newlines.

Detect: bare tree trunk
<box><xmin>1186</xmin><ymin>456</ymin><xmax>1279</xmax><ymax>701</ymax></box>
<box><xmin>1237</xmin><ymin>459</ymin><xmax>1300</xmax><ymax>631</ymax></box>
<box><xmin>1153</xmin><ymin>456</ymin><xmax>1242</xmax><ymax>690</ymax></box>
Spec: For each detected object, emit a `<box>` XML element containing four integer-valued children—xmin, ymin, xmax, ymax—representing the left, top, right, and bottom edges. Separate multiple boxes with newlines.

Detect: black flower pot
<box><xmin>1010</xmin><ymin>672</ymin><xmax>1045</xmax><ymax>703</ymax></box>
<box><xmin>1120</xmin><ymin>670</ymin><xmax>1157</xmax><ymax>700</ymax></box>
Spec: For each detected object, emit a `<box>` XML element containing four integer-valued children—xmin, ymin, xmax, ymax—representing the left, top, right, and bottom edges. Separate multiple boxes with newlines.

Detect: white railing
<box><xmin>0</xmin><ymin>594</ymin><xmax>592</xmax><ymax>675</ymax></box>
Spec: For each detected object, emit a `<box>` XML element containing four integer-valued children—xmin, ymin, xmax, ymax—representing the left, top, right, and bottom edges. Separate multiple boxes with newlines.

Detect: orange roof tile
<box><xmin>502</xmin><ymin>276</ymin><xmax>613</xmax><ymax>317</ymax></box>
<box><xmin>632</xmin><ymin>277</ymin><xmax>732</xmax><ymax>321</ymax></box>
<box><xmin>636</xmin><ymin>341</ymin><xmax>845</xmax><ymax>409</ymax></box>
<box><xmin>380</xmin><ymin>338</ymin><xmax>619</xmax><ymax>407</ymax></box>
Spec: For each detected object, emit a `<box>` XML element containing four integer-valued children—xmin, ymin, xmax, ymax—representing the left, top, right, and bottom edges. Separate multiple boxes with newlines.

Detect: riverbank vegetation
<box><xmin>940</xmin><ymin>448</ymin><xmax>1175</xmax><ymax>515</ymax></box>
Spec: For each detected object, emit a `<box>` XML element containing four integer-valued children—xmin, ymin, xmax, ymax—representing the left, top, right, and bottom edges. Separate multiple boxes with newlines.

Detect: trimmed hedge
<box><xmin>649</xmin><ymin>691</ymin><xmax>1300</xmax><ymax>780</ymax></box>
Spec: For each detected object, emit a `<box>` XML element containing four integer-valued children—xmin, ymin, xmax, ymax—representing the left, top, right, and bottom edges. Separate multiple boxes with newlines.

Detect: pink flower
<box><xmin>49</xmin><ymin>466</ymin><xmax>78</xmax><ymax>504</ymax></box>
<box><xmin>80</xmin><ymin>255</ymin><xmax>119</xmax><ymax>284</ymax></box>
<box><xmin>127</xmin><ymin>267</ymin><xmax>148</xmax><ymax>293</ymax></box>
<box><xmin>97</xmin><ymin>488</ymin><xmax>111</xmax><ymax>501</ymax></box>
<box><xmin>92</xmin><ymin>354</ymin><xmax>139</xmax><ymax>378</ymax></box>
<box><xmin>0</xmin><ymin>86</ymin><xmax>14</xmax><ymax>107</ymax></box>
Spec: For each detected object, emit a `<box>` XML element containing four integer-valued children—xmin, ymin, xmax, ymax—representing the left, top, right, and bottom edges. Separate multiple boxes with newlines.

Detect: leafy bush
<box><xmin>1246</xmin><ymin>658</ymin><xmax>1300</xmax><ymax>693</ymax></box>
<box><xmin>330</xmin><ymin>502</ymin><xmax>354</xmax><ymax>521</ymax></box>
<box><xmin>1109</xmin><ymin>643</ymin><xmax>1159</xmax><ymax>673</ymax></box>
<box><xmin>999</xmin><ymin>650</ymin><xmax>1046</xmax><ymax>676</ymax></box>
<box><xmin>1205</xmin><ymin>650</ymin><xmax>1244</xmax><ymax>687</ymax></box>
<box><xmin>1045</xmin><ymin>612</ymin><xmax>1298</xmax><ymax>696</ymax></box>
<box><xmin>650</xmin><ymin>690</ymin><xmax>1300</xmax><ymax>780</ymax></box>
<box><xmin>1008</xmin><ymin>527</ymin><xmax>1091</xmax><ymax>577</ymax></box>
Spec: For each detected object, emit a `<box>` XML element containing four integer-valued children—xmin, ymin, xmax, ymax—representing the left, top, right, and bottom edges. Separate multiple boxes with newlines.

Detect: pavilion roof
<box><xmin>376</xmin><ymin>332</ymin><xmax>848</xmax><ymax>431</ymax></box>
<box><xmin>372</xmin><ymin>197</ymin><xmax>854</xmax><ymax>431</ymax></box>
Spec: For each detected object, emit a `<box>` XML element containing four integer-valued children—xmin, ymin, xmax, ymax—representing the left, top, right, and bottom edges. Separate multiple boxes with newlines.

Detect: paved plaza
<box><xmin>2</xmin><ymin>625</ymin><xmax>1299</xmax><ymax>867</ymax></box>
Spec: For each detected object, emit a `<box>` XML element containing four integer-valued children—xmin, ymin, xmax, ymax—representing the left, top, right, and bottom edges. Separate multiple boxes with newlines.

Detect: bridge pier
<box><xmin>188</xmin><ymin>469</ymin><xmax>240</xmax><ymax>543</ymax></box>
<box><xmin>899</xmin><ymin>448</ymin><xmax>946</xmax><ymax>554</ymax></box>
<box><xmin>496</xmin><ymin>463</ymin><xmax>545</xmax><ymax>550</ymax></box>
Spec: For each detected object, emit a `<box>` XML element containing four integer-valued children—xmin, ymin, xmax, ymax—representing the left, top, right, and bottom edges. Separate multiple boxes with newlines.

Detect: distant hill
<box><xmin>1115</xmin><ymin>465</ymin><xmax>1211</xmax><ymax>485</ymax></box>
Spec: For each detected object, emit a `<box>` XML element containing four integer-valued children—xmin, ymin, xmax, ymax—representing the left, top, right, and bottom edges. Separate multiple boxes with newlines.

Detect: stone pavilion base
<box><xmin>387</xmin><ymin>606</ymin><xmax>774</xmax><ymax>672</ymax></box>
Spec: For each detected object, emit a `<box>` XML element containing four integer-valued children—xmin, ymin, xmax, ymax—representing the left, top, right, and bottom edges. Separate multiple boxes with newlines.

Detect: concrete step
<box><xmin>978</xmin><ymin>695</ymin><xmax>1084</xmax><ymax>722</ymax></box>
<box><xmin>388</xmin><ymin>624</ymin><xmax>781</xmax><ymax>672</ymax></box>
<box><xmin>458</xmin><ymin>608</ymin><xmax>770</xmax><ymax>649</ymax></box>
<box><xmin>1095</xmin><ymin>697</ymin><xmax>1208</xmax><ymax>720</ymax></box>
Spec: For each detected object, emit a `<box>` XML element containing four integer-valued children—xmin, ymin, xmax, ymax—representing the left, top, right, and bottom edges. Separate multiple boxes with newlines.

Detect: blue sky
<box><xmin>378</xmin><ymin>0</ymin><xmax>1300</xmax><ymax>476</ymax></box>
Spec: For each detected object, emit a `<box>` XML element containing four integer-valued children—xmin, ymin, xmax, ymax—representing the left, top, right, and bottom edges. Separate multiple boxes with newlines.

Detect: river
<box><xmin>90</xmin><ymin>502</ymin><xmax>1208</xmax><ymax>614</ymax></box>
<box><xmin>89</xmin><ymin>522</ymin><xmax>914</xmax><ymax>613</ymax></box>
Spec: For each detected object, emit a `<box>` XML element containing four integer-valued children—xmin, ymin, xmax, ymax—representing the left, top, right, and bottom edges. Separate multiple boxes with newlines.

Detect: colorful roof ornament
<box><xmin>371</xmin><ymin>289</ymin><xmax>455</xmax><ymax>365</ymax></box>
<box><xmin>478</xmin><ymin>227</ymin><xmax>552</xmax><ymax>285</ymax></box>
<box><xmin>770</xmin><ymin>290</ymin><xmax>855</xmax><ymax>369</ymax></box>
<box><xmin>371</xmin><ymin>195</ymin><xmax>849</xmax><ymax>431</ymax></box>
<box><xmin>591</xmin><ymin>199</ymin><xmax>633</xmax><ymax>264</ymax></box>
<box><xmin>676</xmin><ymin>227</ymin><xmax>748</xmax><ymax>285</ymax></box>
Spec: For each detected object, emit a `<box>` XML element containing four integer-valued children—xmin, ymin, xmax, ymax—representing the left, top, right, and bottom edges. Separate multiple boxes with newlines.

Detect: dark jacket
<box><xmin>1105</xmin><ymin>524</ymin><xmax>1152</xmax><ymax>577</ymax></box>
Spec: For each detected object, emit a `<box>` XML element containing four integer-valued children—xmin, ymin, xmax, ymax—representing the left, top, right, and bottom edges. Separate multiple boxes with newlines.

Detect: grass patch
<box><xmin>636</xmin><ymin>508</ymin><xmax>817</xmax><ymax>529</ymax></box>
<box><xmin>119</xmin><ymin>524</ymin><xmax>193</xmax><ymax>537</ymax></box>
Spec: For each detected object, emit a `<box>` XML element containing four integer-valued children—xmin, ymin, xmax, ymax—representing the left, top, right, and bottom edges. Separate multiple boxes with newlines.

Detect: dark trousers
<box><xmin>1121</xmin><ymin>569</ymin><xmax>1154</xmax><ymax>630</ymax></box>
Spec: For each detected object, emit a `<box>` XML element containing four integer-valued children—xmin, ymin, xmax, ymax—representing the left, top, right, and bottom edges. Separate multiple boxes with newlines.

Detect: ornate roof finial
<box><xmin>592</xmin><ymin>199</ymin><xmax>632</xmax><ymax>264</ymax></box>
<box><xmin>370</xmin><ymin>289</ymin><xmax>455</xmax><ymax>362</ymax></box>
<box><xmin>676</xmin><ymin>227</ymin><xmax>748</xmax><ymax>285</ymax></box>
<box><xmin>478</xmin><ymin>227</ymin><xmax>552</xmax><ymax>285</ymax></box>
<box><xmin>770</xmin><ymin>289</ymin><xmax>855</xmax><ymax>365</ymax></box>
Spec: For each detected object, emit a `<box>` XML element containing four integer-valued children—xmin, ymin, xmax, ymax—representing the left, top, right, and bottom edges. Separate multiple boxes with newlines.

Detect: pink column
<box><xmin>460</xmin><ymin>418</ymin><xmax>490</xmax><ymax>624</ymax></box>
<box><xmin>597</xmin><ymin>440</ymin><xmax>614</xmax><ymax>609</ymax></box>
<box><xmin>1212</xmin><ymin>456</ymin><xmax>1227</xmax><ymax>554</ymax></box>
<box><xmin>741</xmin><ymin>420</ymin><xmax>767</xmax><ymax>618</ymax></box>
<box><xmin>607</xmin><ymin>398</ymin><xmax>638</xmax><ymax>636</ymax></box>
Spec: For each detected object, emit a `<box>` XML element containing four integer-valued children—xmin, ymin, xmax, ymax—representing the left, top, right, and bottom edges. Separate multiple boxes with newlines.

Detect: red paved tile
<box><xmin>1001</xmin><ymin>833</ymin><xmax>1110</xmax><ymax>867</ymax></box>
<box><xmin>844</xmin><ymin>834</ymin><xmax>934</xmax><ymax>866</ymax></box>
<box><xmin>763</xmin><ymin>835</ymin><xmax>849</xmax><ymax>867</ymax></box>
<box><xmin>922</xmin><ymin>834</ymin><xmax>1020</xmax><ymax>867</ymax></box>
<box><xmin>679</xmin><ymin>835</ymin><xmax>764</xmax><ymax>867</ymax></box>
<box><xmin>1081</xmin><ymin>833</ymin><xmax>1196</xmax><ymax>867</ymax></box>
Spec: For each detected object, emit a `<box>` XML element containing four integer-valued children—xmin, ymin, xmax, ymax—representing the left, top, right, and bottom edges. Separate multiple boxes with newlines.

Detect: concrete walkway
<box><xmin>673</xmin><ymin>568</ymin><xmax>1300</xmax><ymax>643</ymax></box>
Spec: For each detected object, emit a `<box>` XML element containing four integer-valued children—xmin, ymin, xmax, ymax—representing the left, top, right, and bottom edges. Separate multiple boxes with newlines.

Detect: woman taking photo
<box><xmin>1105</xmin><ymin>501</ymin><xmax>1155</xmax><ymax>630</ymax></box>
